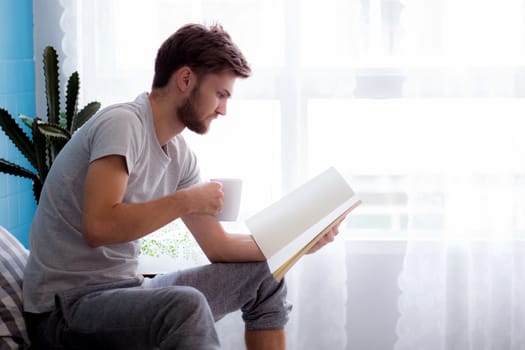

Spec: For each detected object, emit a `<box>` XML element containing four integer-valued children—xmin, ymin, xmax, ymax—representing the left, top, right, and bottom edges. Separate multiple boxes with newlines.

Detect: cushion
<box><xmin>0</xmin><ymin>226</ymin><xmax>30</xmax><ymax>349</ymax></box>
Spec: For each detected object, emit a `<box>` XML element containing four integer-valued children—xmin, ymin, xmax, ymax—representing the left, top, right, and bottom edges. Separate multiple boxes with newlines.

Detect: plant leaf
<box><xmin>43</xmin><ymin>46</ymin><xmax>60</xmax><ymax>124</ymax></box>
<box><xmin>19</xmin><ymin>114</ymin><xmax>35</xmax><ymax>130</ymax></box>
<box><xmin>37</xmin><ymin>122</ymin><xmax>70</xmax><ymax>158</ymax></box>
<box><xmin>36</xmin><ymin>122</ymin><xmax>71</xmax><ymax>139</ymax></box>
<box><xmin>32</xmin><ymin>119</ymin><xmax>48</xmax><ymax>184</ymax></box>
<box><xmin>59</xmin><ymin>112</ymin><xmax>67</xmax><ymax>128</ymax></box>
<box><xmin>73</xmin><ymin>102</ymin><xmax>101</xmax><ymax>131</ymax></box>
<box><xmin>65</xmin><ymin>72</ymin><xmax>79</xmax><ymax>132</ymax></box>
<box><xmin>0</xmin><ymin>159</ymin><xmax>37</xmax><ymax>180</ymax></box>
<box><xmin>0</xmin><ymin>108</ymin><xmax>37</xmax><ymax>170</ymax></box>
<box><xmin>0</xmin><ymin>159</ymin><xmax>41</xmax><ymax>202</ymax></box>
<box><xmin>32</xmin><ymin>179</ymin><xmax>42</xmax><ymax>203</ymax></box>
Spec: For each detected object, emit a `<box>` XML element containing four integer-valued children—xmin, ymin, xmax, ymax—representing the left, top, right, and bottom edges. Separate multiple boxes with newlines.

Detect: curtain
<box><xmin>396</xmin><ymin>241</ymin><xmax>525</xmax><ymax>350</ymax></box>
<box><xmin>394</xmin><ymin>0</ymin><xmax>525</xmax><ymax>348</ymax></box>
<box><xmin>55</xmin><ymin>0</ymin><xmax>525</xmax><ymax>348</ymax></box>
<box><xmin>395</xmin><ymin>173</ymin><xmax>525</xmax><ymax>349</ymax></box>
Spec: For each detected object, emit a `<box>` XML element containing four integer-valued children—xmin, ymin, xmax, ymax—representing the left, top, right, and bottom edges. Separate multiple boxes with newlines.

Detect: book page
<box><xmin>246</xmin><ymin>167</ymin><xmax>358</xmax><ymax>269</ymax></box>
<box><xmin>272</xmin><ymin>199</ymin><xmax>361</xmax><ymax>281</ymax></box>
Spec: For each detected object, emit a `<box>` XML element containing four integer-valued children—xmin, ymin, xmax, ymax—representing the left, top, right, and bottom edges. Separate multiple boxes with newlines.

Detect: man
<box><xmin>23</xmin><ymin>23</ymin><xmax>342</xmax><ymax>349</ymax></box>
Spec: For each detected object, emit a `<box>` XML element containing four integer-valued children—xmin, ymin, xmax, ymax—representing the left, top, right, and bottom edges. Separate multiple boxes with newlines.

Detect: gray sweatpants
<box><xmin>25</xmin><ymin>262</ymin><xmax>291</xmax><ymax>349</ymax></box>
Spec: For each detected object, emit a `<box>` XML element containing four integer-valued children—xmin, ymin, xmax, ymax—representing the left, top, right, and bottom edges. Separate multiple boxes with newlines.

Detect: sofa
<box><xmin>0</xmin><ymin>226</ymin><xmax>30</xmax><ymax>349</ymax></box>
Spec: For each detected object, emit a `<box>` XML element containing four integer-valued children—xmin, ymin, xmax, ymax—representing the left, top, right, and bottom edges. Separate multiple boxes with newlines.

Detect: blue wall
<box><xmin>0</xmin><ymin>0</ymin><xmax>37</xmax><ymax>247</ymax></box>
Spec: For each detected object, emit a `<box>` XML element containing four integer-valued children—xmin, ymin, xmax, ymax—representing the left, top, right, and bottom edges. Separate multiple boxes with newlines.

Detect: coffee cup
<box><xmin>211</xmin><ymin>178</ymin><xmax>242</xmax><ymax>221</ymax></box>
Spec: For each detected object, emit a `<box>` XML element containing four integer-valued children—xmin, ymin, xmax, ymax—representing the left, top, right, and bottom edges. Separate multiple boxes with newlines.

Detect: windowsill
<box><xmin>138</xmin><ymin>221</ymin><xmax>250</xmax><ymax>275</ymax></box>
<box><xmin>138</xmin><ymin>222</ymin><xmax>525</xmax><ymax>274</ymax></box>
<box><xmin>137</xmin><ymin>254</ymin><xmax>208</xmax><ymax>275</ymax></box>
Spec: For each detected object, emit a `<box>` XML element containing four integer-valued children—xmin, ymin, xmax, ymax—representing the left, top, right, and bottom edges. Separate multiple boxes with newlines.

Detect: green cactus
<box><xmin>0</xmin><ymin>46</ymin><xmax>101</xmax><ymax>202</ymax></box>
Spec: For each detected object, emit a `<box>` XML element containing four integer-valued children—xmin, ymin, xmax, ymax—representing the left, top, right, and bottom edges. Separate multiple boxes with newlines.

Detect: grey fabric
<box><xmin>26</xmin><ymin>262</ymin><xmax>290</xmax><ymax>349</ymax></box>
<box><xmin>146</xmin><ymin>262</ymin><xmax>291</xmax><ymax>330</ymax></box>
<box><xmin>0</xmin><ymin>226</ymin><xmax>30</xmax><ymax>349</ymax></box>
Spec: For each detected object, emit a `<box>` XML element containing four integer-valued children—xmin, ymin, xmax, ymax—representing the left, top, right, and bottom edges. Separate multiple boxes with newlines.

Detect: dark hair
<box><xmin>152</xmin><ymin>23</ymin><xmax>251</xmax><ymax>88</ymax></box>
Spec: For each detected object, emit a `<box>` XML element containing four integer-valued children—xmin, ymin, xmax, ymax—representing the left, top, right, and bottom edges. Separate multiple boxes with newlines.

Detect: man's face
<box><xmin>177</xmin><ymin>72</ymin><xmax>236</xmax><ymax>135</ymax></box>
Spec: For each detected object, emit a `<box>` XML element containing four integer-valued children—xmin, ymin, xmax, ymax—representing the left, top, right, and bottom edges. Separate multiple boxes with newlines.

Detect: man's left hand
<box><xmin>306</xmin><ymin>216</ymin><xmax>346</xmax><ymax>254</ymax></box>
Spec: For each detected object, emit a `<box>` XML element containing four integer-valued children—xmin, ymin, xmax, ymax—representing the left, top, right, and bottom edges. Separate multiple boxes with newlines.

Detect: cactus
<box><xmin>0</xmin><ymin>46</ymin><xmax>101</xmax><ymax>202</ymax></box>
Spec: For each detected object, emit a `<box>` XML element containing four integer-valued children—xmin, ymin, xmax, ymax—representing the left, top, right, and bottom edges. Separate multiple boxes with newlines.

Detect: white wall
<box><xmin>33</xmin><ymin>0</ymin><xmax>65</xmax><ymax>119</ymax></box>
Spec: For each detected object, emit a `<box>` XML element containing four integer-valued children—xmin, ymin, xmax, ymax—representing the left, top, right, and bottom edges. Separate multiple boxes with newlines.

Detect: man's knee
<box><xmin>162</xmin><ymin>285</ymin><xmax>212</xmax><ymax>319</ymax></box>
<box><xmin>158</xmin><ymin>286</ymin><xmax>220</xmax><ymax>348</ymax></box>
<box><xmin>241</xmin><ymin>264</ymin><xmax>292</xmax><ymax>330</ymax></box>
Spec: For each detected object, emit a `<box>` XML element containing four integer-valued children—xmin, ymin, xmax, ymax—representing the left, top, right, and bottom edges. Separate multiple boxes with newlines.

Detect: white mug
<box><xmin>211</xmin><ymin>178</ymin><xmax>243</xmax><ymax>221</ymax></box>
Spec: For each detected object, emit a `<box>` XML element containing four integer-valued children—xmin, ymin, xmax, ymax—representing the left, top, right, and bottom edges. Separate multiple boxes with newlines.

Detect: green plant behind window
<box><xmin>0</xmin><ymin>46</ymin><xmax>101</xmax><ymax>202</ymax></box>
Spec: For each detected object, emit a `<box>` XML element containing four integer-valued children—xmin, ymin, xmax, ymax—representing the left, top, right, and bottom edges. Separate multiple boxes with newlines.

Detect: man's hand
<box><xmin>306</xmin><ymin>216</ymin><xmax>346</xmax><ymax>254</ymax></box>
<box><xmin>180</xmin><ymin>181</ymin><xmax>224</xmax><ymax>217</ymax></box>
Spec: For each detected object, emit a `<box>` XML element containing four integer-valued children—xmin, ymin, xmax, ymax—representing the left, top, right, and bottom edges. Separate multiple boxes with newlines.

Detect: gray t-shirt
<box><xmin>23</xmin><ymin>93</ymin><xmax>200</xmax><ymax>313</ymax></box>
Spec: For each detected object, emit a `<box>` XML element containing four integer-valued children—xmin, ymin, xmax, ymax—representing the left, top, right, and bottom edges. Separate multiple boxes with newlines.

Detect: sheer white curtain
<box><xmin>394</xmin><ymin>0</ymin><xmax>525</xmax><ymax>348</ymax></box>
<box><xmin>57</xmin><ymin>0</ymin><xmax>525</xmax><ymax>348</ymax></box>
<box><xmin>395</xmin><ymin>175</ymin><xmax>525</xmax><ymax>349</ymax></box>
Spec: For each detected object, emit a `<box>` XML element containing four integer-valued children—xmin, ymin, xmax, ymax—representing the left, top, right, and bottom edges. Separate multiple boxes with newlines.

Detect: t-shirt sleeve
<box><xmin>174</xmin><ymin>136</ymin><xmax>201</xmax><ymax>190</ymax></box>
<box><xmin>85</xmin><ymin>108</ymin><xmax>143</xmax><ymax>174</ymax></box>
<box><xmin>179</xmin><ymin>148</ymin><xmax>201</xmax><ymax>189</ymax></box>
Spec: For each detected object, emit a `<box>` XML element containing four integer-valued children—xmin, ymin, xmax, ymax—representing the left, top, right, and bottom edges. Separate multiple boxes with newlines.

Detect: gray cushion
<box><xmin>0</xmin><ymin>226</ymin><xmax>30</xmax><ymax>349</ymax></box>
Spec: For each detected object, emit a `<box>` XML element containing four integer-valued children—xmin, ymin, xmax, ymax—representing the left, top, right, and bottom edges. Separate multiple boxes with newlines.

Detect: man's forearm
<box><xmin>82</xmin><ymin>192</ymin><xmax>190</xmax><ymax>248</ymax></box>
<box><xmin>183</xmin><ymin>215</ymin><xmax>266</xmax><ymax>263</ymax></box>
<box><xmin>206</xmin><ymin>233</ymin><xmax>266</xmax><ymax>263</ymax></box>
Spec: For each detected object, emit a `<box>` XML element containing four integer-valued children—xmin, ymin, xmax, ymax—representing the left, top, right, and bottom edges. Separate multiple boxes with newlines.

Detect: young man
<box><xmin>23</xmin><ymin>23</ymin><xmax>342</xmax><ymax>349</ymax></box>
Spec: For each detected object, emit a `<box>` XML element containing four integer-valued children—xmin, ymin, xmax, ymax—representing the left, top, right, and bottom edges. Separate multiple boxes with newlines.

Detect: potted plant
<box><xmin>0</xmin><ymin>46</ymin><xmax>100</xmax><ymax>202</ymax></box>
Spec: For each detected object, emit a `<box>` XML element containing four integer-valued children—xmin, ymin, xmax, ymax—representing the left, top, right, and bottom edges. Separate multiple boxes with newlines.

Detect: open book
<box><xmin>246</xmin><ymin>167</ymin><xmax>361</xmax><ymax>281</ymax></box>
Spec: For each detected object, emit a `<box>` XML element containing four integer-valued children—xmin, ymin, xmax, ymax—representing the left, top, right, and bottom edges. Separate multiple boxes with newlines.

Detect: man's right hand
<box><xmin>180</xmin><ymin>181</ymin><xmax>224</xmax><ymax>217</ymax></box>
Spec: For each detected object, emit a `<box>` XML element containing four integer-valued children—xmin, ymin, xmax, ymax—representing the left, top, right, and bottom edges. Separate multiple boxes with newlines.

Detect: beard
<box><xmin>177</xmin><ymin>86</ymin><xmax>210</xmax><ymax>135</ymax></box>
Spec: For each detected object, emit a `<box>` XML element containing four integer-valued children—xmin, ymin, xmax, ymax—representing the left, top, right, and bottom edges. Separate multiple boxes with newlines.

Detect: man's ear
<box><xmin>175</xmin><ymin>66</ymin><xmax>194</xmax><ymax>92</ymax></box>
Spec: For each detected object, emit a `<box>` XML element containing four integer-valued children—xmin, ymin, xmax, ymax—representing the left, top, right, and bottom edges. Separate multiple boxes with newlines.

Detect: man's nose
<box><xmin>216</xmin><ymin>100</ymin><xmax>227</xmax><ymax>116</ymax></box>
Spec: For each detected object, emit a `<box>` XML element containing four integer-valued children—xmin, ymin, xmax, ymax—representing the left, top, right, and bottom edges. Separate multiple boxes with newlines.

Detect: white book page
<box><xmin>265</xmin><ymin>196</ymin><xmax>361</xmax><ymax>273</ymax></box>
<box><xmin>246</xmin><ymin>167</ymin><xmax>356</xmax><ymax>261</ymax></box>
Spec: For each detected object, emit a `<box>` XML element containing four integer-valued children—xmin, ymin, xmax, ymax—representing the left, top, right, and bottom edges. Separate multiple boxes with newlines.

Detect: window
<box><xmin>59</xmin><ymin>0</ymin><xmax>525</xmax><ymax>240</ymax></box>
